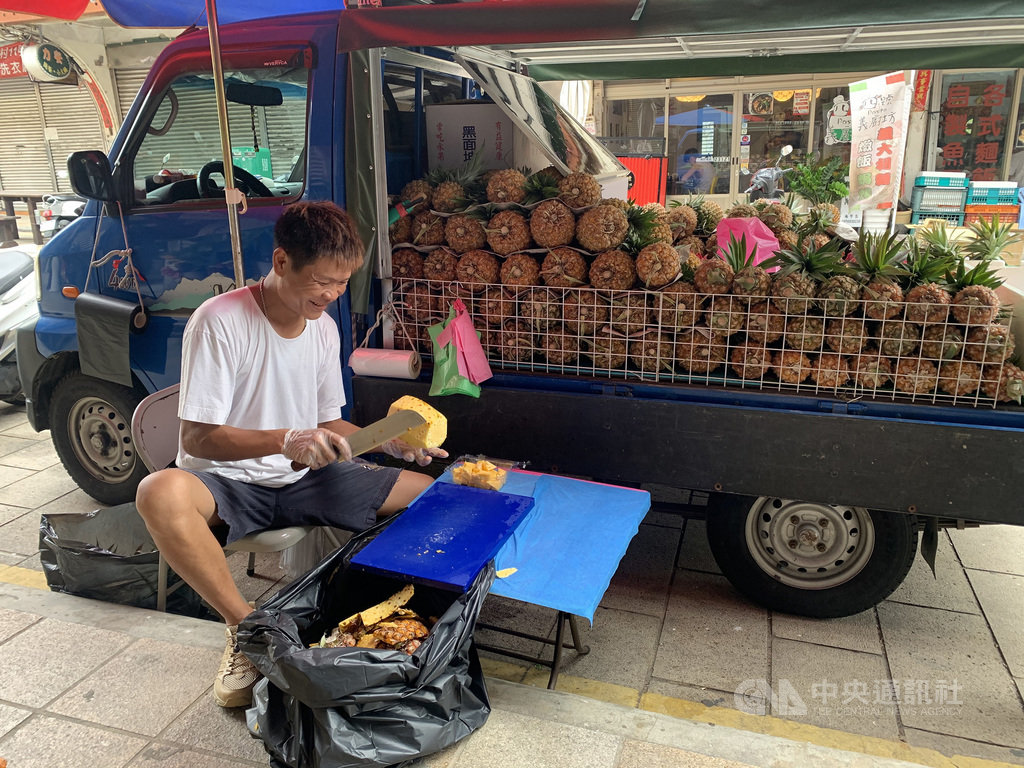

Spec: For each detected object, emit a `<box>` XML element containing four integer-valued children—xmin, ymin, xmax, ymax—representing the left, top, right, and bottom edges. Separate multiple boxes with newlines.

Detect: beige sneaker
<box><xmin>213</xmin><ymin>624</ymin><xmax>262</xmax><ymax>708</ymax></box>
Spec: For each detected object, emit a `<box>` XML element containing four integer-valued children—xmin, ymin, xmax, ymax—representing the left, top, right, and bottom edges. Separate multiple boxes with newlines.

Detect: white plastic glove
<box><xmin>283</xmin><ymin>428</ymin><xmax>352</xmax><ymax>470</ymax></box>
<box><xmin>380</xmin><ymin>439</ymin><xmax>448</xmax><ymax>467</ymax></box>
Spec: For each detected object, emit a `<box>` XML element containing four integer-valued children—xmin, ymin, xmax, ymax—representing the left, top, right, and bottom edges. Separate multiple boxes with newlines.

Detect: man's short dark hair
<box><xmin>274</xmin><ymin>201</ymin><xmax>364</xmax><ymax>271</ymax></box>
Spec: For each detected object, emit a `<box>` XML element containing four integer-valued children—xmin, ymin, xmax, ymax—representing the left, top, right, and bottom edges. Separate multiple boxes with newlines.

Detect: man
<box><xmin>136</xmin><ymin>201</ymin><xmax>445</xmax><ymax>708</ymax></box>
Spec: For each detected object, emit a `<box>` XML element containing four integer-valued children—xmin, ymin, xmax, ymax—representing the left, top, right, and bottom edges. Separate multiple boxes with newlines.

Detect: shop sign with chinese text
<box><xmin>0</xmin><ymin>43</ymin><xmax>26</xmax><ymax>80</ymax></box>
<box><xmin>21</xmin><ymin>43</ymin><xmax>72</xmax><ymax>82</ymax></box>
<box><xmin>849</xmin><ymin>71</ymin><xmax>913</xmax><ymax>211</ymax></box>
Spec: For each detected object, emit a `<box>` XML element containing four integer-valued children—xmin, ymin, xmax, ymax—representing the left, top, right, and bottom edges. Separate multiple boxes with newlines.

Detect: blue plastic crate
<box><xmin>911</xmin><ymin>185</ymin><xmax>967</xmax><ymax>211</ymax></box>
<box><xmin>914</xmin><ymin>173</ymin><xmax>967</xmax><ymax>188</ymax></box>
<box><xmin>966</xmin><ymin>187</ymin><xmax>1019</xmax><ymax>205</ymax></box>
<box><xmin>911</xmin><ymin>210</ymin><xmax>964</xmax><ymax>226</ymax></box>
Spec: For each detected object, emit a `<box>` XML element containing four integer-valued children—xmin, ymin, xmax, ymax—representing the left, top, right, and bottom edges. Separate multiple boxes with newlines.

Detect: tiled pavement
<box><xmin>0</xmin><ymin>396</ymin><xmax>1023</xmax><ymax>767</ymax></box>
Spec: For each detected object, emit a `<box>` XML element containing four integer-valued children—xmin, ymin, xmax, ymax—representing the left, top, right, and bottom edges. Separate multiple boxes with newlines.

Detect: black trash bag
<box><xmin>239</xmin><ymin>518</ymin><xmax>495</xmax><ymax>768</ymax></box>
<box><xmin>39</xmin><ymin>502</ymin><xmax>213</xmax><ymax>619</ymax></box>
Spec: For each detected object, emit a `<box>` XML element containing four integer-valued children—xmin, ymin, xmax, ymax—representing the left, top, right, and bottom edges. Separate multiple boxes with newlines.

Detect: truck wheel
<box><xmin>705</xmin><ymin>494</ymin><xmax>917</xmax><ymax>618</ymax></box>
<box><xmin>49</xmin><ymin>372</ymin><xmax>147</xmax><ymax>506</ymax></box>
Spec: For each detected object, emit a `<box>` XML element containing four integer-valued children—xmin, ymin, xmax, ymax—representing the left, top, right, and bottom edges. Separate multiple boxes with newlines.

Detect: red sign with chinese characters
<box><xmin>939</xmin><ymin>75</ymin><xmax>1011</xmax><ymax>182</ymax></box>
<box><xmin>0</xmin><ymin>43</ymin><xmax>27</xmax><ymax>80</ymax></box>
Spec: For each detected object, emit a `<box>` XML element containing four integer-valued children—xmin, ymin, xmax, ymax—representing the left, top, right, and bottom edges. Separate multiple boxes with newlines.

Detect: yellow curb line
<box><xmin>0</xmin><ymin>564</ymin><xmax>48</xmax><ymax>590</ymax></box>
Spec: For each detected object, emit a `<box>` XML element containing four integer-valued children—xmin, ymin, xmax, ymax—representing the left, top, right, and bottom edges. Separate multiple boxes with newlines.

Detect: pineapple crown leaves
<box><xmin>943</xmin><ymin>258</ymin><xmax>1004</xmax><ymax>292</ymax></box>
<box><xmin>797</xmin><ymin>203</ymin><xmax>838</xmax><ymax>236</ymax></box>
<box><xmin>425</xmin><ymin>147</ymin><xmax>487</xmax><ymax>187</ymax></box>
<box><xmin>917</xmin><ymin>220</ymin><xmax>962</xmax><ymax>262</ymax></box>
<box><xmin>721</xmin><ymin>233</ymin><xmax>757</xmax><ymax>272</ymax></box>
<box><xmin>851</xmin><ymin>229</ymin><xmax>909</xmax><ymax>283</ymax></box>
<box><xmin>522</xmin><ymin>170</ymin><xmax>563</xmax><ymax>205</ymax></box>
<box><xmin>963</xmin><ymin>216</ymin><xmax>1024</xmax><ymax>261</ymax></box>
<box><xmin>762</xmin><ymin>237</ymin><xmax>853</xmax><ymax>281</ymax></box>
<box><xmin>620</xmin><ymin>203</ymin><xmax>662</xmax><ymax>256</ymax></box>
<box><xmin>787</xmin><ymin>154</ymin><xmax>849</xmax><ymax>206</ymax></box>
<box><xmin>901</xmin><ymin>237</ymin><xmax>957</xmax><ymax>288</ymax></box>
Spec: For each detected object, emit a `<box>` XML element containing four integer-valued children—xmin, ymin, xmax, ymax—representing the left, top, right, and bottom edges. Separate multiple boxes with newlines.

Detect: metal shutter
<box><xmin>114</xmin><ymin>68</ymin><xmax>150</xmax><ymax>127</ymax></box>
<box><xmin>40</xmin><ymin>80</ymin><xmax>105</xmax><ymax>193</ymax></box>
<box><xmin>0</xmin><ymin>78</ymin><xmax>51</xmax><ymax>193</ymax></box>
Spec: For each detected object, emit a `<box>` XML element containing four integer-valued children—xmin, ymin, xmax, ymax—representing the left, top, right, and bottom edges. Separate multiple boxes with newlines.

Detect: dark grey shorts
<box><xmin>187</xmin><ymin>460</ymin><xmax>403</xmax><ymax>545</ymax></box>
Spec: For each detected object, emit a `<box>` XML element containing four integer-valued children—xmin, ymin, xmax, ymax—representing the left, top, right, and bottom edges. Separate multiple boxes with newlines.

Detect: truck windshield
<box><xmin>130</xmin><ymin>68</ymin><xmax>309</xmax><ymax>206</ymax></box>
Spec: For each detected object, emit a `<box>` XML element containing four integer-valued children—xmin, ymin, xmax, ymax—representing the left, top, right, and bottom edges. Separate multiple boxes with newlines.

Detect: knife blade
<box><xmin>346</xmin><ymin>409</ymin><xmax>427</xmax><ymax>458</ymax></box>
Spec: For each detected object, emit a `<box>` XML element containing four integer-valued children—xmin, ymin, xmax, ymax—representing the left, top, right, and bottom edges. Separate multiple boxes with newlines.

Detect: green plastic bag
<box><xmin>428</xmin><ymin>306</ymin><xmax>481</xmax><ymax>397</ymax></box>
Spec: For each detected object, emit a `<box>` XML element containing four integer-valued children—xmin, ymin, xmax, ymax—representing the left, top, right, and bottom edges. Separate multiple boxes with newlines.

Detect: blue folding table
<box><xmin>352</xmin><ymin>466</ymin><xmax>651</xmax><ymax>687</ymax></box>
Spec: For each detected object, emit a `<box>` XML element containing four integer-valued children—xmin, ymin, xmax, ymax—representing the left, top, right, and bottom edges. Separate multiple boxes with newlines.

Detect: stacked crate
<box><xmin>910</xmin><ymin>172</ymin><xmax>967</xmax><ymax>226</ymax></box>
<box><xmin>964</xmin><ymin>180</ymin><xmax>1020</xmax><ymax>225</ymax></box>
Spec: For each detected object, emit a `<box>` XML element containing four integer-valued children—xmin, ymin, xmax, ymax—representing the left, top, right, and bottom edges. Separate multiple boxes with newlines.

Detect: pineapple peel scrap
<box><xmin>496</xmin><ymin>567</ymin><xmax>518</xmax><ymax>578</ymax></box>
<box><xmin>338</xmin><ymin>583</ymin><xmax>415</xmax><ymax>632</ymax></box>
<box><xmin>452</xmin><ymin>459</ymin><xmax>507</xmax><ymax>490</ymax></box>
<box><xmin>387</xmin><ymin>395</ymin><xmax>447</xmax><ymax>449</ymax></box>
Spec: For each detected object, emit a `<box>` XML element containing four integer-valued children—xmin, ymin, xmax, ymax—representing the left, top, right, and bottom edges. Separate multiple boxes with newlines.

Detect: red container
<box><xmin>616</xmin><ymin>155</ymin><xmax>667</xmax><ymax>207</ymax></box>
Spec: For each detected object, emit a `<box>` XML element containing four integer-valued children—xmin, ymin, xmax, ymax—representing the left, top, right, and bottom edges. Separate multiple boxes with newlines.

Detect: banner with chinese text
<box><xmin>0</xmin><ymin>43</ymin><xmax>26</xmax><ymax>80</ymax></box>
<box><xmin>937</xmin><ymin>71</ymin><xmax>1015</xmax><ymax>182</ymax></box>
<box><xmin>849</xmin><ymin>71</ymin><xmax>913</xmax><ymax>212</ymax></box>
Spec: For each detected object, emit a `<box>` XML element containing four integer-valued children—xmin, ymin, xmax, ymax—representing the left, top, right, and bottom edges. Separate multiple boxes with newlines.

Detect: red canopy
<box><xmin>0</xmin><ymin>0</ymin><xmax>90</xmax><ymax>20</ymax></box>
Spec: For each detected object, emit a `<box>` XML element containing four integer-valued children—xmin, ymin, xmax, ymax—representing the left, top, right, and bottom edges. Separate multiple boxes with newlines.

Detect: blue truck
<box><xmin>16</xmin><ymin>5</ymin><xmax>1024</xmax><ymax>619</ymax></box>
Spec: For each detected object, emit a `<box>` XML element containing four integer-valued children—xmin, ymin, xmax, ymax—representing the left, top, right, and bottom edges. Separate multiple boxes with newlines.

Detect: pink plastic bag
<box><xmin>436</xmin><ymin>299</ymin><xmax>493</xmax><ymax>385</ymax></box>
<box><xmin>715</xmin><ymin>217</ymin><xmax>780</xmax><ymax>268</ymax></box>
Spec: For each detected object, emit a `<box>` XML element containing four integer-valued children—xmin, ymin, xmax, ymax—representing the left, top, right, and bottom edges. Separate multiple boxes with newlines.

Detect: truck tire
<box><xmin>49</xmin><ymin>371</ymin><xmax>147</xmax><ymax>505</ymax></box>
<box><xmin>705</xmin><ymin>493</ymin><xmax>917</xmax><ymax>618</ymax></box>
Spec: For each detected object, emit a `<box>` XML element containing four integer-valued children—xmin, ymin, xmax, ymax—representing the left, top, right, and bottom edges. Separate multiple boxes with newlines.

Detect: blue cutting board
<box><xmin>350</xmin><ymin>481</ymin><xmax>535</xmax><ymax>591</ymax></box>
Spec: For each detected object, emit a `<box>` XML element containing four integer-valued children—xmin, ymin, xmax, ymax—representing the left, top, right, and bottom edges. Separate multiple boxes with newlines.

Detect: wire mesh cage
<box><xmin>388</xmin><ymin>277</ymin><xmax>1022</xmax><ymax>409</ymax></box>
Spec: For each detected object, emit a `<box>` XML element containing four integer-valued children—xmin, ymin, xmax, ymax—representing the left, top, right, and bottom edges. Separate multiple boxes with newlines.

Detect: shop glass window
<box><xmin>741</xmin><ymin>89</ymin><xmax>812</xmax><ymax>167</ymax></box>
<box><xmin>1010</xmin><ymin>84</ymin><xmax>1024</xmax><ymax>184</ymax></box>
<box><xmin>132</xmin><ymin>67</ymin><xmax>309</xmax><ymax>206</ymax></box>
<box><xmin>813</xmin><ymin>86</ymin><xmax>852</xmax><ymax>165</ymax></box>
<box><xmin>603</xmin><ymin>98</ymin><xmax>664</xmax><ymax>139</ymax></box>
<box><xmin>666</xmin><ymin>94</ymin><xmax>732</xmax><ymax>196</ymax></box>
<box><xmin>937</xmin><ymin>70</ymin><xmax>1015</xmax><ymax>182</ymax></box>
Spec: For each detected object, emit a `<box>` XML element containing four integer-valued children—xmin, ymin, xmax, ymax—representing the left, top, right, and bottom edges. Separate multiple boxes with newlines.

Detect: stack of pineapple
<box><xmin>388</xmin><ymin>163</ymin><xmax>1024</xmax><ymax>408</ymax></box>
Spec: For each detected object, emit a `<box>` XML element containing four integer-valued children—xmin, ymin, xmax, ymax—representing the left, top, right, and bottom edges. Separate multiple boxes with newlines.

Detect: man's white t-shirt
<box><xmin>176</xmin><ymin>285</ymin><xmax>345</xmax><ymax>487</ymax></box>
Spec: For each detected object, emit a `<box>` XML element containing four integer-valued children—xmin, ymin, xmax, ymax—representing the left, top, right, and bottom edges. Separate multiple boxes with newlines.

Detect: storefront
<box><xmin>597</xmin><ymin>68</ymin><xmax>1024</xmax><ymax>205</ymax></box>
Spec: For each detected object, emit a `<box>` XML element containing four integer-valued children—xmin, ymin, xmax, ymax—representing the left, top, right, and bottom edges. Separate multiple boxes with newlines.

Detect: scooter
<box><xmin>37</xmin><ymin>193</ymin><xmax>86</xmax><ymax>239</ymax></box>
<box><xmin>0</xmin><ymin>249</ymin><xmax>39</xmax><ymax>404</ymax></box>
<box><xmin>743</xmin><ymin>144</ymin><xmax>793</xmax><ymax>201</ymax></box>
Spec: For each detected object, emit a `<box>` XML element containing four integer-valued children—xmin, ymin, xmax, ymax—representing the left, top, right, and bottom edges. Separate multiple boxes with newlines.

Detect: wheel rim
<box><xmin>67</xmin><ymin>395</ymin><xmax>135</xmax><ymax>484</ymax></box>
<box><xmin>743</xmin><ymin>497</ymin><xmax>875</xmax><ymax>590</ymax></box>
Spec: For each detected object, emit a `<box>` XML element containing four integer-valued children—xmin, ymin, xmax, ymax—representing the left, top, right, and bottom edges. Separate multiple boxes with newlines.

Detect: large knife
<box><xmin>290</xmin><ymin>409</ymin><xmax>427</xmax><ymax>470</ymax></box>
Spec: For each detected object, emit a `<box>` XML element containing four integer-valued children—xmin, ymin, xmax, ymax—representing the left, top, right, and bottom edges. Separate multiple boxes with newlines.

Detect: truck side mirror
<box><xmin>68</xmin><ymin>150</ymin><xmax>116</xmax><ymax>203</ymax></box>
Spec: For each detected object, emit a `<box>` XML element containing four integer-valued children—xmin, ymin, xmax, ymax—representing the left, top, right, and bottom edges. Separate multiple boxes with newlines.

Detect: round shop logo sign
<box><xmin>21</xmin><ymin>43</ymin><xmax>72</xmax><ymax>82</ymax></box>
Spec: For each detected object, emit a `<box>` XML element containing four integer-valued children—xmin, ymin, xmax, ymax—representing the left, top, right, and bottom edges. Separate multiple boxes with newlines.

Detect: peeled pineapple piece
<box><xmin>452</xmin><ymin>459</ymin><xmax>507</xmax><ymax>491</ymax></box>
<box><xmin>387</xmin><ymin>395</ymin><xmax>447</xmax><ymax>449</ymax></box>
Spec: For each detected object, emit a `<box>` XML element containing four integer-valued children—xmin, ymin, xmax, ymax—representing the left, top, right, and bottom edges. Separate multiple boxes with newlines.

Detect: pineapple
<box><xmin>771</xmin><ymin>349</ymin><xmax>813</xmax><ymax>384</ymax></box>
<box><xmin>486</xmin><ymin>168</ymin><xmax>528</xmax><ymax>204</ymax></box>
<box><xmin>964</xmin><ymin>324</ymin><xmax>1015</xmax><ymax>363</ymax></box>
<box><xmin>763</xmin><ymin>237</ymin><xmax>848</xmax><ymax>316</ymax></box>
<box><xmin>401</xmin><ymin>283</ymin><xmax>440</xmax><ymax>322</ymax></box>
<box><xmin>486</xmin><ymin>210</ymin><xmax>532</xmax><ymax>255</ymax></box>
<box><xmin>851</xmin><ymin>351</ymin><xmax>893</xmax><ymax>390</ymax></box>
<box><xmin>705</xmin><ymin>295</ymin><xmax>745</xmax><ymax>336</ymax></box>
<box><xmin>391</xmin><ymin>248</ymin><xmax>424</xmax><ymax>280</ymax></box>
<box><xmin>815</xmin><ymin>272</ymin><xmax>862</xmax><ymax>318</ymax></box>
<box><xmin>500</xmin><ymin>253</ymin><xmax>541</xmax><ymax>286</ymax></box>
<box><xmin>730</xmin><ymin>342</ymin><xmax>772</xmax><ymax>380</ymax></box>
<box><xmin>721</xmin><ymin>233</ymin><xmax>770</xmax><ymax>303</ymax></box>
<box><xmin>498</xmin><ymin>320</ymin><xmax>536</xmax><ymax>362</ymax></box>
<box><xmin>775</xmin><ymin>229</ymin><xmax>799</xmax><ymax>252</ymax></box>
<box><xmin>635</xmin><ymin>242</ymin><xmax>682</xmax><ymax>289</ymax></box>
<box><xmin>676</xmin><ymin>328</ymin><xmax>726</xmax><ymax>374</ymax></box>
<box><xmin>630</xmin><ymin>333</ymin><xmax>675</xmax><ymax>373</ymax></box>
<box><xmin>825</xmin><ymin>318</ymin><xmax>868</xmax><ymax>355</ymax></box>
<box><xmin>608</xmin><ymin>292</ymin><xmax>652</xmax><ymax>334</ymax></box>
<box><xmin>479</xmin><ymin>287</ymin><xmax>516</xmax><ymax>326</ymax></box>
<box><xmin>676</xmin><ymin>234</ymin><xmax>706</xmax><ymax>260</ymax></box>
<box><xmin>427</xmin><ymin>152</ymin><xmax>485</xmax><ymax>213</ymax></box>
<box><xmin>852</xmin><ymin>229</ymin><xmax>907</xmax><ymax>320</ymax></box>
<box><xmin>654</xmin><ymin>281</ymin><xmax>703</xmax><ymax>330</ymax></box>
<box><xmin>745</xmin><ymin>300</ymin><xmax>785</xmax><ymax>345</ymax></box>
<box><xmin>399</xmin><ymin>179</ymin><xmax>434</xmax><ymax>214</ymax></box>
<box><xmin>666</xmin><ymin>202</ymin><xmax>698</xmax><ymax>239</ymax></box>
<box><xmin>444</xmin><ymin>214</ymin><xmax>487</xmax><ymax>253</ymax></box>
<box><xmin>962</xmin><ymin>215</ymin><xmax>1024</xmax><ymax>263</ymax></box>
<box><xmin>692</xmin><ymin>254</ymin><xmax>734</xmax><ymax>295</ymax></box>
<box><xmin>904</xmin><ymin>283</ymin><xmax>951</xmax><ymax>325</ymax></box>
<box><xmin>688</xmin><ymin>195</ymin><xmax>724</xmax><ymax>237</ymax></box>
<box><xmin>540</xmin><ymin>247</ymin><xmax>588</xmax><ymax>287</ymax></box>
<box><xmin>586</xmin><ymin>334</ymin><xmax>628</xmax><ymax>369</ymax></box>
<box><xmin>676</xmin><ymin>244</ymin><xmax>704</xmax><ymax>282</ymax></box>
<box><xmin>389</xmin><ymin>214</ymin><xmax>414</xmax><ymax>245</ymax></box>
<box><xmin>520</xmin><ymin>287</ymin><xmax>562</xmax><ymax>330</ymax></box>
<box><xmin>758</xmin><ymin>202</ymin><xmax>795</xmax><ymax>233</ymax></box>
<box><xmin>411</xmin><ymin>211</ymin><xmax>445</xmax><ymax>246</ymax></box>
<box><xmin>893</xmin><ymin>358</ymin><xmax>938</xmax><ymax>395</ymax></box>
<box><xmin>784</xmin><ymin>315</ymin><xmax>825</xmax><ymax>352</ymax></box>
<box><xmin>981</xmin><ymin>363</ymin><xmax>1024</xmax><ymax>403</ymax></box>
<box><xmin>589</xmin><ymin>250</ymin><xmax>636</xmax><ymax>290</ymax></box>
<box><xmin>455</xmin><ymin>250</ymin><xmax>499</xmax><ymax>291</ymax></box>
<box><xmin>387</xmin><ymin>396</ymin><xmax>447</xmax><ymax>449</ymax></box>
<box><xmin>541</xmin><ymin>324</ymin><xmax>580</xmax><ymax>366</ymax></box>
<box><xmin>558</xmin><ymin>172</ymin><xmax>603</xmax><ymax>208</ymax></box>
<box><xmin>422</xmin><ymin>248</ymin><xmax>457</xmax><ymax>281</ymax></box>
<box><xmin>643</xmin><ymin>205</ymin><xmax>674</xmax><ymax>244</ymax></box>
<box><xmin>563</xmin><ymin>288</ymin><xmax>609</xmax><ymax>335</ymax></box>
<box><xmin>704</xmin><ymin>233</ymin><xmax>719</xmax><ymax>258</ymax></box>
<box><xmin>598</xmin><ymin>197</ymin><xmax>631</xmax><ymax>212</ymax></box>
<box><xmin>946</xmin><ymin>259</ymin><xmax>1004</xmax><ymax>326</ymax></box>
<box><xmin>522</xmin><ymin>169</ymin><xmax>563</xmax><ymax>205</ymax></box>
<box><xmin>937</xmin><ymin>360</ymin><xmax>982</xmax><ymax>397</ymax></box>
<box><xmin>878</xmin><ymin>321</ymin><xmax>921</xmax><ymax>358</ymax></box>
<box><xmin>811</xmin><ymin>352</ymin><xmax>850</xmax><ymax>389</ymax></box>
<box><xmin>530</xmin><ymin>199</ymin><xmax>577</xmax><ymax>248</ymax></box>
<box><xmin>575</xmin><ymin>204</ymin><xmax>628</xmax><ymax>252</ymax></box>
<box><xmin>725</xmin><ymin>201</ymin><xmax>759</xmax><ymax>219</ymax></box>
<box><xmin>920</xmin><ymin>324</ymin><xmax>964</xmax><ymax>362</ymax></box>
